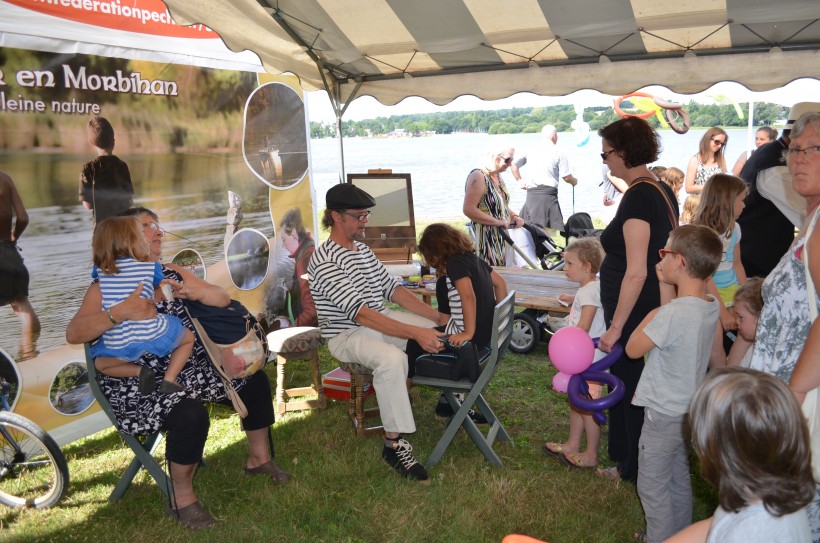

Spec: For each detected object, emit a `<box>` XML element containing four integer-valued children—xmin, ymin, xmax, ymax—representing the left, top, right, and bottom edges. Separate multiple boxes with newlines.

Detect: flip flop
<box><xmin>560</xmin><ymin>453</ymin><xmax>596</xmax><ymax>470</ymax></box>
<box><xmin>541</xmin><ymin>442</ymin><xmax>565</xmax><ymax>459</ymax></box>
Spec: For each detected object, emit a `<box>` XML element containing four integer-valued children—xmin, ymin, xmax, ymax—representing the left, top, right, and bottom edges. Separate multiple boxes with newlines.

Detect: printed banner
<box><xmin>0</xmin><ymin>0</ymin><xmax>263</xmax><ymax>71</ymax></box>
<box><xmin>0</xmin><ymin>43</ymin><xmax>315</xmax><ymax>444</ymax></box>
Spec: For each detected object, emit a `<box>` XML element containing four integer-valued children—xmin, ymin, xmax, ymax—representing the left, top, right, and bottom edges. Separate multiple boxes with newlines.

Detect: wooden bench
<box><xmin>407</xmin><ymin>267</ymin><xmax>577</xmax><ymax>315</ymax></box>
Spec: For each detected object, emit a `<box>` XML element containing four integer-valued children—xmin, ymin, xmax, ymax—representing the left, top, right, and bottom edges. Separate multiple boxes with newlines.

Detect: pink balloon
<box><xmin>552</xmin><ymin>371</ymin><xmax>572</xmax><ymax>393</ymax></box>
<box><xmin>548</xmin><ymin>326</ymin><xmax>595</xmax><ymax>375</ymax></box>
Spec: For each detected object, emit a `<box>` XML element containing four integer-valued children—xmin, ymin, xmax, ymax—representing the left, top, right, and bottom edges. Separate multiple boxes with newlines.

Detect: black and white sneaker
<box><xmin>382</xmin><ymin>438</ymin><xmax>429</xmax><ymax>481</ymax></box>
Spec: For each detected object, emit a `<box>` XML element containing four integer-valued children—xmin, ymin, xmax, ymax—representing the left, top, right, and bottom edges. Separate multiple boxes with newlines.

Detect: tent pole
<box><xmin>326</xmin><ymin>79</ymin><xmax>362</xmax><ymax>184</ymax></box>
<box><xmin>335</xmin><ymin>110</ymin><xmax>346</xmax><ymax>184</ymax></box>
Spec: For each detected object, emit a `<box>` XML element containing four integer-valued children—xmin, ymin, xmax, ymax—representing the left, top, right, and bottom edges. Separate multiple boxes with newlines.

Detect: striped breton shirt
<box><xmin>308</xmin><ymin>239</ymin><xmax>401</xmax><ymax>339</ymax></box>
<box><xmin>94</xmin><ymin>257</ymin><xmax>169</xmax><ymax>357</ymax></box>
<box><xmin>441</xmin><ymin>252</ymin><xmax>495</xmax><ymax>349</ymax></box>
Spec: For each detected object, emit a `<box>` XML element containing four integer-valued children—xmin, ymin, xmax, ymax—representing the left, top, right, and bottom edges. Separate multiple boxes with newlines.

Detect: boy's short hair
<box><xmin>88</xmin><ymin>116</ymin><xmax>115</xmax><ymax>150</ymax></box>
<box><xmin>689</xmin><ymin>367</ymin><xmax>815</xmax><ymax>517</ymax></box>
<box><xmin>565</xmin><ymin>237</ymin><xmax>605</xmax><ymax>274</ymax></box>
<box><xmin>668</xmin><ymin>224</ymin><xmax>722</xmax><ymax>280</ymax></box>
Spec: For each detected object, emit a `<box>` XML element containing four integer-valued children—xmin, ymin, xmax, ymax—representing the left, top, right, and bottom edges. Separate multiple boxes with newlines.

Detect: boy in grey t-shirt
<box><xmin>625</xmin><ymin>225</ymin><xmax>726</xmax><ymax>543</ymax></box>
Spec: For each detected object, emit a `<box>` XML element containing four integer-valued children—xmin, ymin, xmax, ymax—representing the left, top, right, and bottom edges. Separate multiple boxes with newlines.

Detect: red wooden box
<box><xmin>322</xmin><ymin>367</ymin><xmax>375</xmax><ymax>401</ymax></box>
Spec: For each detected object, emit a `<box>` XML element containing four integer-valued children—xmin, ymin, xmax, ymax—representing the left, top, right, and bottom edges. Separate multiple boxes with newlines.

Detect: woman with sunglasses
<box><xmin>596</xmin><ymin>117</ymin><xmax>679</xmax><ymax>484</ymax></box>
<box><xmin>463</xmin><ymin>145</ymin><xmax>525</xmax><ymax>267</ymax></box>
<box><xmin>685</xmin><ymin>127</ymin><xmax>729</xmax><ymax>195</ymax></box>
<box><xmin>66</xmin><ymin>206</ymin><xmax>289</xmax><ymax>529</ymax></box>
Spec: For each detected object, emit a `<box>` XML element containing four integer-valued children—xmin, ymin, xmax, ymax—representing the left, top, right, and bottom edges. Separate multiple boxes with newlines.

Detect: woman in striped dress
<box><xmin>463</xmin><ymin>145</ymin><xmax>525</xmax><ymax>266</ymax></box>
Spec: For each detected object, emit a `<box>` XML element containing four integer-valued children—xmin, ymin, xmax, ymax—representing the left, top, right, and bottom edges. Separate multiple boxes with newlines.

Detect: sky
<box><xmin>306</xmin><ymin>78</ymin><xmax>820</xmax><ymax>124</ymax></box>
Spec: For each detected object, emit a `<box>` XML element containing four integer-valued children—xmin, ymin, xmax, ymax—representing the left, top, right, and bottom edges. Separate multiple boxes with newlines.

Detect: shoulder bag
<box><xmin>629</xmin><ymin>176</ymin><xmax>679</xmax><ymax>230</ymax></box>
<box><xmin>184</xmin><ymin>299</ymin><xmax>269</xmax><ymax>419</ymax></box>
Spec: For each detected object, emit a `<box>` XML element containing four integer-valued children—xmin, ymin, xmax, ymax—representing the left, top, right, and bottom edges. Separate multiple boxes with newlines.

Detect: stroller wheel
<box><xmin>510</xmin><ymin>312</ymin><xmax>541</xmax><ymax>354</ymax></box>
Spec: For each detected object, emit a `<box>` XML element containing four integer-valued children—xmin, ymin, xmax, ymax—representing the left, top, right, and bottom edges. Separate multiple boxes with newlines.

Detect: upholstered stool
<box><xmin>338</xmin><ymin>361</ymin><xmax>383</xmax><ymax>438</ymax></box>
<box><xmin>267</xmin><ymin>327</ymin><xmax>326</xmax><ymax>417</ymax></box>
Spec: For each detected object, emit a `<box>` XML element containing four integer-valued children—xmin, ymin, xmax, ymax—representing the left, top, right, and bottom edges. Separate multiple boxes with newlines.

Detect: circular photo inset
<box><xmin>226</xmin><ymin>228</ymin><xmax>270</xmax><ymax>290</ymax></box>
<box><xmin>0</xmin><ymin>347</ymin><xmax>20</xmax><ymax>412</ymax></box>
<box><xmin>50</xmin><ymin>361</ymin><xmax>94</xmax><ymax>416</ymax></box>
<box><xmin>172</xmin><ymin>248</ymin><xmax>206</xmax><ymax>280</ymax></box>
<box><xmin>243</xmin><ymin>82</ymin><xmax>309</xmax><ymax>190</ymax></box>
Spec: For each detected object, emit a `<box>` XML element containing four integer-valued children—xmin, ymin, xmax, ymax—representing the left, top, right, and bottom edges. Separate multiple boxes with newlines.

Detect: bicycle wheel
<box><xmin>0</xmin><ymin>411</ymin><xmax>69</xmax><ymax>508</ymax></box>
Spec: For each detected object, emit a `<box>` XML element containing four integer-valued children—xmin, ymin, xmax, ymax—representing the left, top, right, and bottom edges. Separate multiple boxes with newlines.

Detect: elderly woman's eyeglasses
<box><xmin>785</xmin><ymin>146</ymin><xmax>820</xmax><ymax>159</ymax></box>
<box><xmin>142</xmin><ymin>222</ymin><xmax>165</xmax><ymax>236</ymax></box>
<box><xmin>341</xmin><ymin>210</ymin><xmax>373</xmax><ymax>222</ymax></box>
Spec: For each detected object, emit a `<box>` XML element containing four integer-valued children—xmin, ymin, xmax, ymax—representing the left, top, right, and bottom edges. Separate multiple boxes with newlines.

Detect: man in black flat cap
<box><xmin>308</xmin><ymin>183</ymin><xmax>448</xmax><ymax>482</ymax></box>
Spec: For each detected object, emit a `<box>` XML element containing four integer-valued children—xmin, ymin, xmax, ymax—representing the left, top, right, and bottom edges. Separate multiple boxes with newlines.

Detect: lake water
<box><xmin>309</xmin><ymin>128</ymin><xmax>754</xmax><ymax>220</ymax></box>
<box><xmin>0</xmin><ymin>128</ymin><xmax>753</xmax><ymax>357</ymax></box>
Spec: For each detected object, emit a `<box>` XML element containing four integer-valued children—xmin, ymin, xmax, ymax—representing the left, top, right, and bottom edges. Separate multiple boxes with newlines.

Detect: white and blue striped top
<box><xmin>95</xmin><ymin>258</ymin><xmax>169</xmax><ymax>354</ymax></box>
<box><xmin>308</xmin><ymin>240</ymin><xmax>400</xmax><ymax>339</ymax></box>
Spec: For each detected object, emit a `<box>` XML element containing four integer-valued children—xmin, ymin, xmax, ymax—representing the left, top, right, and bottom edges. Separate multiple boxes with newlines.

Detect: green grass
<box><xmin>0</xmin><ymin>345</ymin><xmax>717</xmax><ymax>543</ymax></box>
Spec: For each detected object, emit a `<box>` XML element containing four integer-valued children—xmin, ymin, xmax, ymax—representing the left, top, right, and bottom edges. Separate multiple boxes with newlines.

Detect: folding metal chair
<box><xmin>84</xmin><ymin>344</ymin><xmax>170</xmax><ymax>501</ymax></box>
<box><xmin>413</xmin><ymin>291</ymin><xmax>516</xmax><ymax>467</ymax></box>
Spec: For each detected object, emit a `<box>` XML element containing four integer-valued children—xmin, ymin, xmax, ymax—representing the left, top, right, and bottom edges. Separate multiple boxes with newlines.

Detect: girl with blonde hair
<box><xmin>90</xmin><ymin>216</ymin><xmax>195</xmax><ymax>395</ymax></box>
<box><xmin>660</xmin><ymin>167</ymin><xmax>685</xmax><ymax>203</ymax></box>
<box><xmin>680</xmin><ymin>194</ymin><xmax>700</xmax><ymax>225</ymax></box>
<box><xmin>693</xmin><ymin>173</ymin><xmax>748</xmax><ymax>331</ymax></box>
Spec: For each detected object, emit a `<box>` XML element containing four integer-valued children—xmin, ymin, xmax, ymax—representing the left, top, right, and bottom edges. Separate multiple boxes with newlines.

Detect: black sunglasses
<box><xmin>499</xmin><ymin>155</ymin><xmax>513</xmax><ymax>164</ymax></box>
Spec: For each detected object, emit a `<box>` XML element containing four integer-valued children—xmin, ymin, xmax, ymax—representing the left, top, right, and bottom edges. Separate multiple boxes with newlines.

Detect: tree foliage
<box><xmin>310</xmin><ymin>102</ymin><xmax>789</xmax><ymax>138</ymax></box>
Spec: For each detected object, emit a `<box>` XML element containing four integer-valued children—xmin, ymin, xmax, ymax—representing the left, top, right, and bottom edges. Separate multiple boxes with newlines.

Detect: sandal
<box><xmin>595</xmin><ymin>466</ymin><xmax>620</xmax><ymax>481</ymax></box>
<box><xmin>167</xmin><ymin>500</ymin><xmax>216</xmax><ymax>530</ymax></box>
<box><xmin>634</xmin><ymin>531</ymin><xmax>647</xmax><ymax>542</ymax></box>
<box><xmin>244</xmin><ymin>460</ymin><xmax>291</xmax><ymax>483</ymax></box>
<box><xmin>541</xmin><ymin>442</ymin><xmax>565</xmax><ymax>459</ymax></box>
<box><xmin>560</xmin><ymin>453</ymin><xmax>596</xmax><ymax>470</ymax></box>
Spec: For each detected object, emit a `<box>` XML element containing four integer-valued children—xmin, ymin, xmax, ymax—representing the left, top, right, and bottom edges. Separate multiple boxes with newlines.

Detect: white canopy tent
<box><xmin>162</xmin><ymin>0</ymin><xmax>820</xmax><ymax>104</ymax></box>
<box><xmin>161</xmin><ymin>0</ymin><xmax>820</xmax><ymax>177</ymax></box>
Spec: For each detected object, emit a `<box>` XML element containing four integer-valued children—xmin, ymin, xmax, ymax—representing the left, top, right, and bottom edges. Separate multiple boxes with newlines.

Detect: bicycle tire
<box><xmin>0</xmin><ymin>411</ymin><xmax>69</xmax><ymax>508</ymax></box>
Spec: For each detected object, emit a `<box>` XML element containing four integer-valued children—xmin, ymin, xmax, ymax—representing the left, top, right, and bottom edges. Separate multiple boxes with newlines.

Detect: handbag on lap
<box><xmin>415</xmin><ymin>341</ymin><xmax>481</xmax><ymax>382</ymax></box>
<box><xmin>184</xmin><ymin>299</ymin><xmax>269</xmax><ymax>418</ymax></box>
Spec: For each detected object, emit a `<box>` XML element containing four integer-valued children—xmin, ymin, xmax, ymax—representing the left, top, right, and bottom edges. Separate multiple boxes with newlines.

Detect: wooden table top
<box><xmin>407</xmin><ymin>267</ymin><xmax>579</xmax><ymax>314</ymax></box>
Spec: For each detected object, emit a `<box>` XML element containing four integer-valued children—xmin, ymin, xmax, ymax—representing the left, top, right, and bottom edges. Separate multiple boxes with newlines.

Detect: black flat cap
<box><xmin>326</xmin><ymin>183</ymin><xmax>376</xmax><ymax>210</ymax></box>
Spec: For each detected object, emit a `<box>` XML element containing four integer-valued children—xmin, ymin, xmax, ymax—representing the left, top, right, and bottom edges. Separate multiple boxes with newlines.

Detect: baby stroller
<box><xmin>518</xmin><ymin>212</ymin><xmax>601</xmax><ymax>271</ymax></box>
<box><xmin>509</xmin><ymin>212</ymin><xmax>605</xmax><ymax>354</ymax></box>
